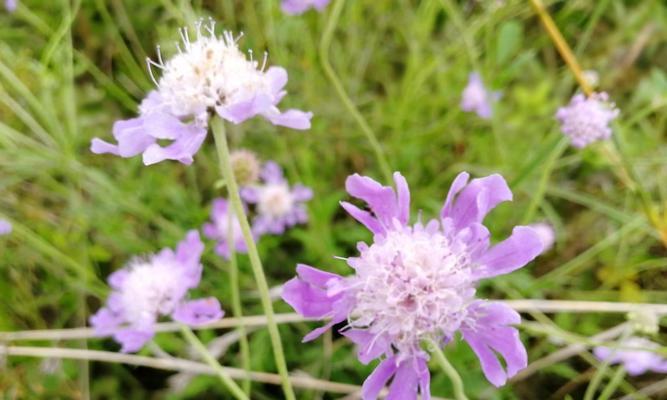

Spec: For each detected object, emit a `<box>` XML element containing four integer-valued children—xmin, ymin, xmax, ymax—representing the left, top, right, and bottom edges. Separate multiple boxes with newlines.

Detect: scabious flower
<box><xmin>282</xmin><ymin>172</ymin><xmax>543</xmax><ymax>398</ymax></box>
<box><xmin>203</xmin><ymin>198</ymin><xmax>249</xmax><ymax>259</ymax></box>
<box><xmin>281</xmin><ymin>0</ymin><xmax>331</xmax><ymax>15</ymax></box>
<box><xmin>241</xmin><ymin>162</ymin><xmax>312</xmax><ymax>236</ymax></box>
<box><xmin>460</xmin><ymin>72</ymin><xmax>499</xmax><ymax>120</ymax></box>
<box><xmin>90</xmin><ymin>231</ymin><xmax>223</xmax><ymax>353</ymax></box>
<box><xmin>594</xmin><ymin>337</ymin><xmax>667</xmax><ymax>376</ymax></box>
<box><xmin>91</xmin><ymin>19</ymin><xmax>312</xmax><ymax>165</ymax></box>
<box><xmin>0</xmin><ymin>219</ymin><xmax>12</xmax><ymax>235</ymax></box>
<box><xmin>556</xmin><ymin>92</ymin><xmax>619</xmax><ymax>148</ymax></box>
<box><xmin>529</xmin><ymin>222</ymin><xmax>555</xmax><ymax>252</ymax></box>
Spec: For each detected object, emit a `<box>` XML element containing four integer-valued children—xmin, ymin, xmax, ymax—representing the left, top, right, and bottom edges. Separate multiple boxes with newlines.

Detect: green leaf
<box><xmin>496</xmin><ymin>21</ymin><xmax>523</xmax><ymax>65</ymax></box>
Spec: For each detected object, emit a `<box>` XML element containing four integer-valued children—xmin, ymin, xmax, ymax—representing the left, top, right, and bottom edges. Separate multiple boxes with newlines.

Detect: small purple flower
<box><xmin>91</xmin><ymin>20</ymin><xmax>312</xmax><ymax>166</ymax></box>
<box><xmin>529</xmin><ymin>222</ymin><xmax>555</xmax><ymax>252</ymax></box>
<box><xmin>594</xmin><ymin>337</ymin><xmax>667</xmax><ymax>376</ymax></box>
<box><xmin>5</xmin><ymin>0</ymin><xmax>16</xmax><ymax>12</ymax></box>
<box><xmin>241</xmin><ymin>162</ymin><xmax>312</xmax><ymax>236</ymax></box>
<box><xmin>203</xmin><ymin>198</ymin><xmax>249</xmax><ymax>259</ymax></box>
<box><xmin>281</xmin><ymin>0</ymin><xmax>331</xmax><ymax>15</ymax></box>
<box><xmin>556</xmin><ymin>92</ymin><xmax>619</xmax><ymax>148</ymax></box>
<box><xmin>90</xmin><ymin>231</ymin><xmax>224</xmax><ymax>353</ymax></box>
<box><xmin>0</xmin><ymin>219</ymin><xmax>12</xmax><ymax>235</ymax></box>
<box><xmin>461</xmin><ymin>72</ymin><xmax>499</xmax><ymax>119</ymax></box>
<box><xmin>282</xmin><ymin>171</ymin><xmax>543</xmax><ymax>398</ymax></box>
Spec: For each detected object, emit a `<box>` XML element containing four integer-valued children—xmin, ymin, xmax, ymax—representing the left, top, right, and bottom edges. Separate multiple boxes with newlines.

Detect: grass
<box><xmin>1</xmin><ymin>0</ymin><xmax>667</xmax><ymax>398</ymax></box>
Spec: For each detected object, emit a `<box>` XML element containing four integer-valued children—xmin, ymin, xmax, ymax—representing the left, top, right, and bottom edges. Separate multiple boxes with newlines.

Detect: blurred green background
<box><xmin>1</xmin><ymin>0</ymin><xmax>667</xmax><ymax>398</ymax></box>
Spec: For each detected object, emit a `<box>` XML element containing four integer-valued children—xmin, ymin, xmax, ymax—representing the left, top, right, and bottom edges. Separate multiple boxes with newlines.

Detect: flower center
<box><xmin>154</xmin><ymin>23</ymin><xmax>269</xmax><ymax>118</ymax></box>
<box><xmin>119</xmin><ymin>260</ymin><xmax>185</xmax><ymax>329</ymax></box>
<box><xmin>347</xmin><ymin>226</ymin><xmax>476</xmax><ymax>355</ymax></box>
<box><xmin>258</xmin><ymin>184</ymin><xmax>294</xmax><ymax>218</ymax></box>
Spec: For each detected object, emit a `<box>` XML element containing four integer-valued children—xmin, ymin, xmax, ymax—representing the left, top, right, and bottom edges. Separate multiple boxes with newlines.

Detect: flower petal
<box><xmin>474</xmin><ymin>226</ymin><xmax>543</xmax><ymax>279</ymax></box>
<box><xmin>445</xmin><ymin>173</ymin><xmax>512</xmax><ymax>230</ymax></box>
<box><xmin>461</xmin><ymin>301</ymin><xmax>527</xmax><ymax>387</ymax></box>
<box><xmin>172</xmin><ymin>298</ymin><xmax>224</xmax><ymax>326</ymax></box>
<box><xmin>114</xmin><ymin>329</ymin><xmax>154</xmax><ymax>353</ymax></box>
<box><xmin>362</xmin><ymin>356</ymin><xmax>399</xmax><ymax>400</ymax></box>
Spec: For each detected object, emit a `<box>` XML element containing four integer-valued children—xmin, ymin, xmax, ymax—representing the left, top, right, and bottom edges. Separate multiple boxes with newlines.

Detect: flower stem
<box><xmin>179</xmin><ymin>325</ymin><xmax>249</xmax><ymax>400</ymax></box>
<box><xmin>320</xmin><ymin>0</ymin><xmax>393</xmax><ymax>184</ymax></box>
<box><xmin>425</xmin><ymin>338</ymin><xmax>468</xmax><ymax>400</ymax></box>
<box><xmin>527</xmin><ymin>0</ymin><xmax>593</xmax><ymax>96</ymax></box>
<box><xmin>227</xmin><ymin>208</ymin><xmax>252</xmax><ymax>394</ymax></box>
<box><xmin>210</xmin><ymin>117</ymin><xmax>296</xmax><ymax>400</ymax></box>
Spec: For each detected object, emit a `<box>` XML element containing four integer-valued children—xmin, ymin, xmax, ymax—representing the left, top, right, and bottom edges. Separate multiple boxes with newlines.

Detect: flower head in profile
<box><xmin>461</xmin><ymin>72</ymin><xmax>499</xmax><ymax>120</ymax></box>
<box><xmin>241</xmin><ymin>162</ymin><xmax>312</xmax><ymax>236</ymax></box>
<box><xmin>203</xmin><ymin>198</ymin><xmax>249</xmax><ymax>259</ymax></box>
<box><xmin>281</xmin><ymin>0</ymin><xmax>331</xmax><ymax>15</ymax></box>
<box><xmin>90</xmin><ymin>231</ymin><xmax>223</xmax><ymax>353</ymax></box>
<box><xmin>91</xmin><ymin>19</ymin><xmax>312</xmax><ymax>165</ymax></box>
<box><xmin>594</xmin><ymin>337</ymin><xmax>667</xmax><ymax>376</ymax></box>
<box><xmin>556</xmin><ymin>92</ymin><xmax>619</xmax><ymax>148</ymax></box>
<box><xmin>5</xmin><ymin>0</ymin><xmax>16</xmax><ymax>12</ymax></box>
<box><xmin>282</xmin><ymin>172</ymin><xmax>543</xmax><ymax>398</ymax></box>
<box><xmin>0</xmin><ymin>219</ymin><xmax>12</xmax><ymax>235</ymax></box>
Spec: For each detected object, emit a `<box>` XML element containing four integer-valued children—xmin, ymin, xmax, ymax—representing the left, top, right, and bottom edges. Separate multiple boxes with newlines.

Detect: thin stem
<box><xmin>210</xmin><ymin>117</ymin><xmax>296</xmax><ymax>400</ymax></box>
<box><xmin>527</xmin><ymin>0</ymin><xmax>593</xmax><ymax>96</ymax></box>
<box><xmin>227</xmin><ymin>209</ymin><xmax>252</xmax><ymax>394</ymax></box>
<box><xmin>179</xmin><ymin>325</ymin><xmax>249</xmax><ymax>400</ymax></box>
<box><xmin>319</xmin><ymin>0</ymin><xmax>393</xmax><ymax>183</ymax></box>
<box><xmin>1</xmin><ymin>346</ymin><xmax>363</xmax><ymax>395</ymax></box>
<box><xmin>598</xmin><ymin>365</ymin><xmax>627</xmax><ymax>400</ymax></box>
<box><xmin>438</xmin><ymin>0</ymin><xmax>481</xmax><ymax>72</ymax></box>
<box><xmin>425</xmin><ymin>338</ymin><xmax>468</xmax><ymax>400</ymax></box>
<box><xmin>522</xmin><ymin>135</ymin><xmax>569</xmax><ymax>224</ymax></box>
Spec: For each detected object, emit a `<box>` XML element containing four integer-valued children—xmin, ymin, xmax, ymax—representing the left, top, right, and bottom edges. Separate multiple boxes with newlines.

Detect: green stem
<box><xmin>425</xmin><ymin>338</ymin><xmax>468</xmax><ymax>400</ymax></box>
<box><xmin>522</xmin><ymin>136</ymin><xmax>569</xmax><ymax>224</ymax></box>
<box><xmin>211</xmin><ymin>117</ymin><xmax>296</xmax><ymax>400</ymax></box>
<box><xmin>227</xmin><ymin>208</ymin><xmax>252</xmax><ymax>395</ymax></box>
<box><xmin>319</xmin><ymin>0</ymin><xmax>393</xmax><ymax>183</ymax></box>
<box><xmin>179</xmin><ymin>325</ymin><xmax>249</xmax><ymax>400</ymax></box>
<box><xmin>438</xmin><ymin>0</ymin><xmax>481</xmax><ymax>72</ymax></box>
<box><xmin>598</xmin><ymin>365</ymin><xmax>627</xmax><ymax>400</ymax></box>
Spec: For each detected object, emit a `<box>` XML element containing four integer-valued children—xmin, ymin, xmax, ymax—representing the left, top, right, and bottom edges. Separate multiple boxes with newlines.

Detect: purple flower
<box><xmin>281</xmin><ymin>0</ymin><xmax>331</xmax><ymax>15</ymax></box>
<box><xmin>90</xmin><ymin>231</ymin><xmax>224</xmax><ymax>353</ymax></box>
<box><xmin>556</xmin><ymin>92</ymin><xmax>619</xmax><ymax>148</ymax></box>
<box><xmin>461</xmin><ymin>72</ymin><xmax>499</xmax><ymax>120</ymax></box>
<box><xmin>241</xmin><ymin>161</ymin><xmax>312</xmax><ymax>236</ymax></box>
<box><xmin>203</xmin><ymin>198</ymin><xmax>249</xmax><ymax>259</ymax></box>
<box><xmin>91</xmin><ymin>20</ymin><xmax>312</xmax><ymax>166</ymax></box>
<box><xmin>529</xmin><ymin>222</ymin><xmax>555</xmax><ymax>252</ymax></box>
<box><xmin>0</xmin><ymin>219</ymin><xmax>12</xmax><ymax>235</ymax></box>
<box><xmin>594</xmin><ymin>337</ymin><xmax>667</xmax><ymax>376</ymax></box>
<box><xmin>282</xmin><ymin>171</ymin><xmax>544</xmax><ymax>397</ymax></box>
<box><xmin>5</xmin><ymin>0</ymin><xmax>16</xmax><ymax>12</ymax></box>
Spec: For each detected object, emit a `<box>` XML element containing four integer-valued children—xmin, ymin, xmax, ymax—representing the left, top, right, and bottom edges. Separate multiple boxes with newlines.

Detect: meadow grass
<box><xmin>1</xmin><ymin>0</ymin><xmax>667</xmax><ymax>398</ymax></box>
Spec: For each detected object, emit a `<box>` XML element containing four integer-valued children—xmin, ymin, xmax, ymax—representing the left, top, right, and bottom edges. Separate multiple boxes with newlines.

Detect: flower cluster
<box><xmin>91</xmin><ymin>20</ymin><xmax>312</xmax><ymax>165</ymax></box>
<box><xmin>594</xmin><ymin>336</ymin><xmax>667</xmax><ymax>376</ymax></box>
<box><xmin>282</xmin><ymin>171</ymin><xmax>543</xmax><ymax>398</ymax></box>
<box><xmin>281</xmin><ymin>0</ymin><xmax>331</xmax><ymax>15</ymax></box>
<box><xmin>460</xmin><ymin>72</ymin><xmax>499</xmax><ymax>120</ymax></box>
<box><xmin>204</xmin><ymin>160</ymin><xmax>312</xmax><ymax>258</ymax></box>
<box><xmin>556</xmin><ymin>92</ymin><xmax>619</xmax><ymax>148</ymax></box>
<box><xmin>90</xmin><ymin>231</ymin><xmax>223</xmax><ymax>353</ymax></box>
<box><xmin>0</xmin><ymin>219</ymin><xmax>11</xmax><ymax>235</ymax></box>
<box><xmin>4</xmin><ymin>0</ymin><xmax>16</xmax><ymax>12</ymax></box>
